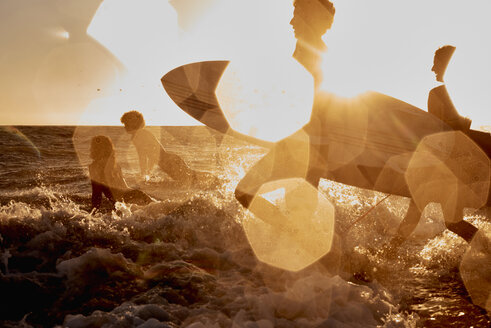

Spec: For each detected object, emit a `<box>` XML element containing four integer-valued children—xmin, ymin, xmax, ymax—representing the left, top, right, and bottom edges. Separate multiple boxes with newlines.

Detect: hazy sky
<box><xmin>0</xmin><ymin>0</ymin><xmax>490</xmax><ymax>129</ymax></box>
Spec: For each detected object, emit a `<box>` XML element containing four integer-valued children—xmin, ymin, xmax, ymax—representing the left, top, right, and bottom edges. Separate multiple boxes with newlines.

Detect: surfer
<box><xmin>427</xmin><ymin>45</ymin><xmax>472</xmax><ymax>132</ymax></box>
<box><xmin>234</xmin><ymin>1</ymin><xmax>485</xmax><ymax>248</ymax></box>
<box><xmin>120</xmin><ymin>110</ymin><xmax>215</xmax><ymax>185</ymax></box>
<box><xmin>89</xmin><ymin>135</ymin><xmax>154</xmax><ymax>210</ymax></box>
<box><xmin>386</xmin><ymin>46</ymin><xmax>481</xmax><ymax>248</ymax></box>
<box><xmin>234</xmin><ymin>0</ymin><xmax>335</xmax><ymax>210</ymax></box>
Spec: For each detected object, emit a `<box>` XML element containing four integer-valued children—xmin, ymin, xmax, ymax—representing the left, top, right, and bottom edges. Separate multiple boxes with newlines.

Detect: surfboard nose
<box><xmin>161</xmin><ymin>61</ymin><xmax>230</xmax><ymax>133</ymax></box>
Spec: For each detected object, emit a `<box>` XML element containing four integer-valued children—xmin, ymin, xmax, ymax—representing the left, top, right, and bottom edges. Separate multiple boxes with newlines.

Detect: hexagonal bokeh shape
<box><xmin>405</xmin><ymin>131</ymin><xmax>490</xmax><ymax>222</ymax></box>
<box><xmin>244</xmin><ymin>178</ymin><xmax>335</xmax><ymax>272</ymax></box>
<box><xmin>460</xmin><ymin>228</ymin><xmax>491</xmax><ymax>313</ymax></box>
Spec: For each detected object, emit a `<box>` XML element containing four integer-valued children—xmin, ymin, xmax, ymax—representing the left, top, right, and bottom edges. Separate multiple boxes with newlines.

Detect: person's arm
<box><xmin>136</xmin><ymin>148</ymin><xmax>149</xmax><ymax>178</ymax></box>
<box><xmin>133</xmin><ymin>130</ymin><xmax>159</xmax><ymax>179</ymax></box>
<box><xmin>428</xmin><ymin>85</ymin><xmax>471</xmax><ymax>132</ymax></box>
<box><xmin>132</xmin><ymin>137</ymin><xmax>149</xmax><ymax>178</ymax></box>
<box><xmin>113</xmin><ymin>164</ymin><xmax>130</xmax><ymax>190</ymax></box>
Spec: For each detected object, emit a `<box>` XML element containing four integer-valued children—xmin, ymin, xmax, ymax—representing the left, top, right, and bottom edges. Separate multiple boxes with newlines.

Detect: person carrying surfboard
<box><xmin>234</xmin><ymin>0</ymin><xmax>335</xmax><ymax>209</ymax></box>
<box><xmin>160</xmin><ymin>0</ymin><xmax>489</xmax><ymax>259</ymax></box>
<box><xmin>385</xmin><ymin>45</ymin><xmax>481</xmax><ymax>250</ymax></box>
<box><xmin>233</xmin><ymin>0</ymin><xmax>487</xmax><ymax>250</ymax></box>
<box><xmin>120</xmin><ymin>110</ymin><xmax>216</xmax><ymax>186</ymax></box>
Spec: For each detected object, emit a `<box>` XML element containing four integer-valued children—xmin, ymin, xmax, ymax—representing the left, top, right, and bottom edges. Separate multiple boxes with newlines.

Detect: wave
<box><xmin>0</xmin><ymin>187</ymin><xmax>424</xmax><ymax>328</ymax></box>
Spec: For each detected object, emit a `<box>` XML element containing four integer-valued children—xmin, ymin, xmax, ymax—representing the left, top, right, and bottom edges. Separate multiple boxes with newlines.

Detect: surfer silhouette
<box><xmin>120</xmin><ymin>110</ymin><xmax>215</xmax><ymax>185</ymax></box>
<box><xmin>234</xmin><ymin>0</ymin><xmax>335</xmax><ymax>218</ymax></box>
<box><xmin>427</xmin><ymin>45</ymin><xmax>471</xmax><ymax>132</ymax></box>
<box><xmin>387</xmin><ymin>46</ymin><xmax>480</xmax><ymax>248</ymax></box>
<box><xmin>89</xmin><ymin>135</ymin><xmax>154</xmax><ymax>210</ymax></box>
<box><xmin>233</xmin><ymin>1</ymin><xmax>485</xmax><ymax>249</ymax></box>
<box><xmin>289</xmin><ymin>0</ymin><xmax>332</xmax><ymax>87</ymax></box>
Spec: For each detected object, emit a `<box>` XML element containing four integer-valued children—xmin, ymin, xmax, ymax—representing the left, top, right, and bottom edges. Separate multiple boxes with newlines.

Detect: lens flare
<box><xmin>405</xmin><ymin>131</ymin><xmax>490</xmax><ymax>222</ymax></box>
<box><xmin>244</xmin><ymin>178</ymin><xmax>335</xmax><ymax>272</ymax></box>
<box><xmin>0</xmin><ymin>126</ymin><xmax>41</xmax><ymax>158</ymax></box>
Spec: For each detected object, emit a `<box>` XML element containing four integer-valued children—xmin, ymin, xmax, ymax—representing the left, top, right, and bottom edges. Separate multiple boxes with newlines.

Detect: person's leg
<box><xmin>442</xmin><ymin>205</ymin><xmax>478</xmax><ymax>243</ymax></box>
<box><xmin>234</xmin><ymin>130</ymin><xmax>313</xmax><ymax>231</ymax></box>
<box><xmin>235</xmin><ymin>130</ymin><xmax>311</xmax><ymax>209</ymax></box>
<box><xmin>389</xmin><ymin>199</ymin><xmax>423</xmax><ymax>247</ymax></box>
<box><xmin>235</xmin><ymin>147</ymin><xmax>281</xmax><ymax>209</ymax></box>
<box><xmin>234</xmin><ymin>148</ymin><xmax>293</xmax><ymax>227</ymax></box>
<box><xmin>158</xmin><ymin>149</ymin><xmax>194</xmax><ymax>183</ymax></box>
<box><xmin>446</xmin><ymin>221</ymin><xmax>478</xmax><ymax>243</ymax></box>
<box><xmin>158</xmin><ymin>147</ymin><xmax>218</xmax><ymax>187</ymax></box>
<box><xmin>91</xmin><ymin>180</ymin><xmax>116</xmax><ymax>210</ymax></box>
<box><xmin>305</xmin><ymin>137</ymin><xmax>329</xmax><ymax>189</ymax></box>
<box><xmin>121</xmin><ymin>189</ymin><xmax>154</xmax><ymax>205</ymax></box>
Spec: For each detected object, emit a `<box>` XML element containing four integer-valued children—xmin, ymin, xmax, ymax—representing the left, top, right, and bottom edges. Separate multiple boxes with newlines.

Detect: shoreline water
<box><xmin>0</xmin><ymin>126</ymin><xmax>489</xmax><ymax>327</ymax></box>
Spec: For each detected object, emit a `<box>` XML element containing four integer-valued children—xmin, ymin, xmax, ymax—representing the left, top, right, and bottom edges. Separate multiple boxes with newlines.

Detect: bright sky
<box><xmin>0</xmin><ymin>0</ymin><xmax>490</xmax><ymax>131</ymax></box>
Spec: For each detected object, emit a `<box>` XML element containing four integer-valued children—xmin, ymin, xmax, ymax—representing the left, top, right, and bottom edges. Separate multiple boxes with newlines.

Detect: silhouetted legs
<box><xmin>234</xmin><ymin>148</ymin><xmax>297</xmax><ymax>227</ymax></box>
<box><xmin>234</xmin><ymin>150</ymin><xmax>277</xmax><ymax>209</ymax></box>
<box><xmin>389</xmin><ymin>199</ymin><xmax>422</xmax><ymax>247</ymax></box>
<box><xmin>235</xmin><ymin>130</ymin><xmax>311</xmax><ymax>209</ymax></box>
<box><xmin>442</xmin><ymin>206</ymin><xmax>478</xmax><ymax>243</ymax></box>
<box><xmin>305</xmin><ymin>167</ymin><xmax>324</xmax><ymax>189</ymax></box>
<box><xmin>389</xmin><ymin>199</ymin><xmax>478</xmax><ymax>250</ymax></box>
<box><xmin>159</xmin><ymin>149</ymin><xmax>195</xmax><ymax>183</ymax></box>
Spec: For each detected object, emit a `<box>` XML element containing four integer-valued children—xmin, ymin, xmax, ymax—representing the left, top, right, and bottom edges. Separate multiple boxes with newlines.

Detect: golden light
<box><xmin>84</xmin><ymin>0</ymin><xmax>491</xmax><ymax>133</ymax></box>
<box><xmin>86</xmin><ymin>0</ymin><xmax>193</xmax><ymax>126</ymax></box>
<box><xmin>86</xmin><ymin>0</ymin><xmax>317</xmax><ymax>138</ymax></box>
<box><xmin>405</xmin><ymin>131</ymin><xmax>490</xmax><ymax>222</ymax></box>
<box><xmin>189</xmin><ymin>0</ymin><xmax>315</xmax><ymax>142</ymax></box>
<box><xmin>244</xmin><ymin>178</ymin><xmax>335</xmax><ymax>272</ymax></box>
<box><xmin>33</xmin><ymin>41</ymin><xmax>120</xmax><ymax>124</ymax></box>
<box><xmin>320</xmin><ymin>0</ymin><xmax>491</xmax><ymax>130</ymax></box>
<box><xmin>460</xmin><ymin>228</ymin><xmax>491</xmax><ymax>313</ymax></box>
<box><xmin>88</xmin><ymin>0</ymin><xmax>178</xmax><ymax>73</ymax></box>
<box><xmin>72</xmin><ymin>125</ymin><xmax>161</xmax><ymax>182</ymax></box>
<box><xmin>216</xmin><ymin>58</ymin><xmax>314</xmax><ymax>142</ymax></box>
<box><xmin>179</xmin><ymin>0</ymin><xmax>295</xmax><ymax>62</ymax></box>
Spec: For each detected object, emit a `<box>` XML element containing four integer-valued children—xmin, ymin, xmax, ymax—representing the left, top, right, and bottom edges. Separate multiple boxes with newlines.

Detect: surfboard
<box><xmin>162</xmin><ymin>61</ymin><xmax>490</xmax><ymax>201</ymax></box>
<box><xmin>161</xmin><ymin>60</ymin><xmax>273</xmax><ymax>149</ymax></box>
<box><xmin>162</xmin><ymin>61</ymin><xmax>491</xmax><ymax>274</ymax></box>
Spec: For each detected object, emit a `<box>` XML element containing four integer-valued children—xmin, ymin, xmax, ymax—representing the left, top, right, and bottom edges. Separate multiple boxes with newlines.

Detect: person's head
<box><xmin>290</xmin><ymin>0</ymin><xmax>335</xmax><ymax>50</ymax></box>
<box><xmin>290</xmin><ymin>0</ymin><xmax>335</xmax><ymax>82</ymax></box>
<box><xmin>120</xmin><ymin>110</ymin><xmax>145</xmax><ymax>133</ymax></box>
<box><xmin>432</xmin><ymin>45</ymin><xmax>456</xmax><ymax>83</ymax></box>
<box><xmin>90</xmin><ymin>135</ymin><xmax>115</xmax><ymax>161</ymax></box>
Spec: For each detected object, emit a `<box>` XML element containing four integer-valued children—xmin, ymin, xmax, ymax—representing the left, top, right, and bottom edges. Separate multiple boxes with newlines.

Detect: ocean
<box><xmin>0</xmin><ymin>125</ymin><xmax>489</xmax><ymax>328</ymax></box>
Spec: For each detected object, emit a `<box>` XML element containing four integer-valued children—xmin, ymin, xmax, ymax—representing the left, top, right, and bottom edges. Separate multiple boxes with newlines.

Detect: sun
<box><xmin>320</xmin><ymin>0</ymin><xmax>491</xmax><ymax>130</ymax></box>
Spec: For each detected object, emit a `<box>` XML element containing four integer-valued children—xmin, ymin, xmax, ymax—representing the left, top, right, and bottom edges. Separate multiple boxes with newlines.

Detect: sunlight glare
<box><xmin>86</xmin><ymin>0</ymin><xmax>191</xmax><ymax>125</ymax></box>
<box><xmin>86</xmin><ymin>0</ymin><xmax>490</xmax><ymax>130</ymax></box>
<box><xmin>320</xmin><ymin>0</ymin><xmax>491</xmax><ymax>129</ymax></box>
<box><xmin>202</xmin><ymin>0</ymin><xmax>314</xmax><ymax>142</ymax></box>
<box><xmin>88</xmin><ymin>0</ymin><xmax>178</xmax><ymax>74</ymax></box>
<box><xmin>217</xmin><ymin>58</ymin><xmax>314</xmax><ymax>142</ymax></box>
<box><xmin>245</xmin><ymin>178</ymin><xmax>335</xmax><ymax>272</ymax></box>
